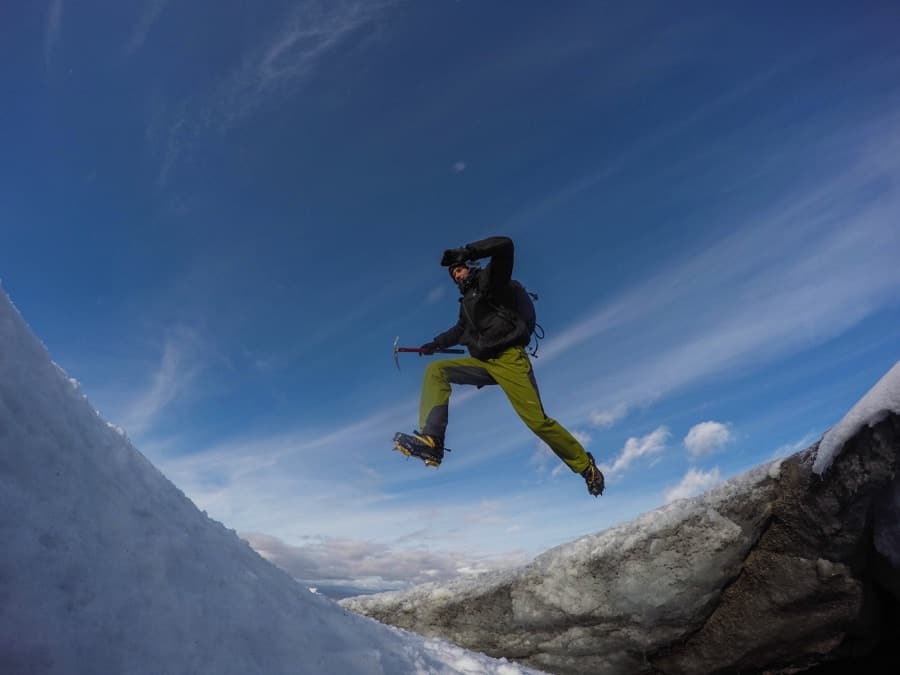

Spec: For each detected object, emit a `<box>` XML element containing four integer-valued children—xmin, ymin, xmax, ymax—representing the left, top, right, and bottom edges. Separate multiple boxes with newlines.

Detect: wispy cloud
<box><xmin>771</xmin><ymin>431</ymin><xmax>818</xmax><ymax>460</ymax></box>
<box><xmin>506</xmin><ymin>57</ymin><xmax>802</xmax><ymax>234</ymax></box>
<box><xmin>44</xmin><ymin>0</ymin><xmax>63</xmax><ymax>68</ymax></box>
<box><xmin>546</xmin><ymin>111</ymin><xmax>900</xmax><ymax>422</ymax></box>
<box><xmin>152</xmin><ymin>394</ymin><xmax>418</xmax><ymax>491</ymax></box>
<box><xmin>244</xmin><ymin>532</ymin><xmax>528</xmax><ymax>592</ymax></box>
<box><xmin>207</xmin><ymin>1</ymin><xmax>386</xmax><ymax>149</ymax></box>
<box><xmin>590</xmin><ymin>402</ymin><xmax>629</xmax><ymax>428</ymax></box>
<box><xmin>684</xmin><ymin>421</ymin><xmax>732</xmax><ymax>459</ymax></box>
<box><xmin>127</xmin><ymin>0</ymin><xmax>169</xmax><ymax>55</ymax></box>
<box><xmin>531</xmin><ymin>429</ymin><xmax>591</xmax><ymax>477</ymax></box>
<box><xmin>219</xmin><ymin>1</ymin><xmax>389</xmax><ymax>128</ymax></box>
<box><xmin>664</xmin><ymin>467</ymin><xmax>722</xmax><ymax>503</ymax></box>
<box><xmin>599</xmin><ymin>426</ymin><xmax>670</xmax><ymax>478</ymax></box>
<box><xmin>529</xmin><ymin>441</ymin><xmax>554</xmax><ymax>473</ymax></box>
<box><xmin>155</xmin><ymin>111</ymin><xmax>187</xmax><ymax>187</ymax></box>
<box><xmin>153</xmin><ymin>1</ymin><xmax>396</xmax><ymax>184</ymax></box>
<box><xmin>426</xmin><ymin>285</ymin><xmax>448</xmax><ymax>304</ymax></box>
<box><xmin>118</xmin><ymin>329</ymin><xmax>204</xmax><ymax>438</ymax></box>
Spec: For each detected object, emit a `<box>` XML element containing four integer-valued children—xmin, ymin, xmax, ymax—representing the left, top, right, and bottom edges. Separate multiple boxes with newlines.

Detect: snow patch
<box><xmin>813</xmin><ymin>362</ymin><xmax>900</xmax><ymax>475</ymax></box>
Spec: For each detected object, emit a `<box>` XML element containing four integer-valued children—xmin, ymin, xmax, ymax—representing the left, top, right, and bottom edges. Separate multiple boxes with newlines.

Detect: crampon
<box><xmin>392</xmin><ymin>432</ymin><xmax>449</xmax><ymax>467</ymax></box>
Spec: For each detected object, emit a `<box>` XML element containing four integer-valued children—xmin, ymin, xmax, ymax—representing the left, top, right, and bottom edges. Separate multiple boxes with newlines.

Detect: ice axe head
<box><xmin>393</xmin><ymin>337</ymin><xmax>462</xmax><ymax>371</ymax></box>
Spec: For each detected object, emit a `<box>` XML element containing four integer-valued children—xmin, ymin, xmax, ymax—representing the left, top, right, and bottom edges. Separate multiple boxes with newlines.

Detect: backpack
<box><xmin>508</xmin><ymin>280</ymin><xmax>545</xmax><ymax>357</ymax></box>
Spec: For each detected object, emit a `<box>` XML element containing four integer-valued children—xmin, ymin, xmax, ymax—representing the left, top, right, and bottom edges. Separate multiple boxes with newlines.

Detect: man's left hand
<box><xmin>419</xmin><ymin>341</ymin><xmax>439</xmax><ymax>355</ymax></box>
<box><xmin>441</xmin><ymin>247</ymin><xmax>469</xmax><ymax>267</ymax></box>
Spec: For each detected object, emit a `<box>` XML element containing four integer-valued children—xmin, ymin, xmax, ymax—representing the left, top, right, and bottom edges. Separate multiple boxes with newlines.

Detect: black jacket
<box><xmin>432</xmin><ymin>236</ymin><xmax>530</xmax><ymax>360</ymax></box>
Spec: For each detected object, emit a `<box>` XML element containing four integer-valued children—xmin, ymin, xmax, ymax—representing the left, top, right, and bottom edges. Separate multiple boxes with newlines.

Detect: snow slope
<box><xmin>813</xmin><ymin>361</ymin><xmax>900</xmax><ymax>474</ymax></box>
<box><xmin>0</xmin><ymin>287</ymin><xmax>541</xmax><ymax>674</ymax></box>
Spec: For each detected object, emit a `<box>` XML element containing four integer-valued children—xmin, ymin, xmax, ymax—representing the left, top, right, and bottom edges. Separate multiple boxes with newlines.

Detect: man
<box><xmin>393</xmin><ymin>235</ymin><xmax>604</xmax><ymax>497</ymax></box>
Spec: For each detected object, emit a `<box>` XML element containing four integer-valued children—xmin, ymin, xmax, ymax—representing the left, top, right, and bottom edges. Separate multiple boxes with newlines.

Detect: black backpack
<box><xmin>508</xmin><ymin>280</ymin><xmax>544</xmax><ymax>357</ymax></box>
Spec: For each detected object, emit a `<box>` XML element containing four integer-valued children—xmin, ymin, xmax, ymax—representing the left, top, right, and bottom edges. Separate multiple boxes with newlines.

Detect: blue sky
<box><xmin>3</xmin><ymin>0</ymin><xmax>900</xmax><ymax>593</ymax></box>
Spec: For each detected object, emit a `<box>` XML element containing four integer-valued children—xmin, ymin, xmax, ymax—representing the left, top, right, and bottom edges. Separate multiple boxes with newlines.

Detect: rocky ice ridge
<box><xmin>344</xmin><ymin>364</ymin><xmax>900</xmax><ymax>674</ymax></box>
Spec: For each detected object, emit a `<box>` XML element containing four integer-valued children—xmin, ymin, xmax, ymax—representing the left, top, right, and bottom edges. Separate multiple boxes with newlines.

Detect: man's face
<box><xmin>451</xmin><ymin>265</ymin><xmax>470</xmax><ymax>284</ymax></box>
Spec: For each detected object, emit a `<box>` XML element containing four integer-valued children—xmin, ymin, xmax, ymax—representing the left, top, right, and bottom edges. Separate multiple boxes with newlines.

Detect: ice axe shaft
<box><xmin>393</xmin><ymin>336</ymin><xmax>463</xmax><ymax>370</ymax></box>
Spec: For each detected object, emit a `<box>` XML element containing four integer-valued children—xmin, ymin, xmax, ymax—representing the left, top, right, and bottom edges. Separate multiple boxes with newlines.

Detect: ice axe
<box><xmin>393</xmin><ymin>336</ymin><xmax>464</xmax><ymax>371</ymax></box>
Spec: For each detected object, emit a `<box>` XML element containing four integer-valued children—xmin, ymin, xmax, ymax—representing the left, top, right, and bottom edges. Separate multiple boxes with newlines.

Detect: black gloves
<box><xmin>440</xmin><ymin>247</ymin><xmax>470</xmax><ymax>267</ymax></box>
<box><xmin>419</xmin><ymin>341</ymin><xmax>439</xmax><ymax>355</ymax></box>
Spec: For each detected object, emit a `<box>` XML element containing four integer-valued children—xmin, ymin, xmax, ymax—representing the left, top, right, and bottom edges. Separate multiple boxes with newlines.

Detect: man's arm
<box><xmin>432</xmin><ymin>317</ymin><xmax>465</xmax><ymax>349</ymax></box>
<box><xmin>464</xmin><ymin>235</ymin><xmax>514</xmax><ymax>294</ymax></box>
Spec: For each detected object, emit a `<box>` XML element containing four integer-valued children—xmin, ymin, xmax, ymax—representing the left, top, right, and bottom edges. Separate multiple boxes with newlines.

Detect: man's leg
<box><xmin>486</xmin><ymin>347</ymin><xmax>591</xmax><ymax>473</ymax></box>
<box><xmin>419</xmin><ymin>356</ymin><xmax>496</xmax><ymax>442</ymax></box>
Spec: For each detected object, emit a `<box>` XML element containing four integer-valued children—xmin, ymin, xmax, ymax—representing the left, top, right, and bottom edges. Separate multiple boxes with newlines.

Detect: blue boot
<box><xmin>393</xmin><ymin>431</ymin><xmax>447</xmax><ymax>467</ymax></box>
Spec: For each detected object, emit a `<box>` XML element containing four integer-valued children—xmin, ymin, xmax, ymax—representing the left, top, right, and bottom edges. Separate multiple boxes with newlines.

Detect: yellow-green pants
<box><xmin>419</xmin><ymin>346</ymin><xmax>590</xmax><ymax>473</ymax></box>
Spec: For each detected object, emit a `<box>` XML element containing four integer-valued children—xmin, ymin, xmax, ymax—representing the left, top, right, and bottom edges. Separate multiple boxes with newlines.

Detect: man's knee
<box><xmin>520</xmin><ymin>411</ymin><xmax>554</xmax><ymax>434</ymax></box>
<box><xmin>424</xmin><ymin>360</ymin><xmax>448</xmax><ymax>382</ymax></box>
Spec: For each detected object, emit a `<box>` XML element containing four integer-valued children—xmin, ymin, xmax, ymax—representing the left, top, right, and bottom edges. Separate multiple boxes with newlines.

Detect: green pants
<box><xmin>419</xmin><ymin>346</ymin><xmax>591</xmax><ymax>473</ymax></box>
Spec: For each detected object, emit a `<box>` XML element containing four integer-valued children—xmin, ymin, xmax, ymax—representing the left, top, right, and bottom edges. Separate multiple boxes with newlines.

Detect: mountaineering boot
<box><xmin>392</xmin><ymin>431</ymin><xmax>447</xmax><ymax>467</ymax></box>
<box><xmin>582</xmin><ymin>452</ymin><xmax>604</xmax><ymax>496</ymax></box>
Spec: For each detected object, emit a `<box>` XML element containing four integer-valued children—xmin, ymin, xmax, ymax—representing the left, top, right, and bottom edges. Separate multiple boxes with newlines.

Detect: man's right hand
<box><xmin>419</xmin><ymin>342</ymin><xmax>439</xmax><ymax>355</ymax></box>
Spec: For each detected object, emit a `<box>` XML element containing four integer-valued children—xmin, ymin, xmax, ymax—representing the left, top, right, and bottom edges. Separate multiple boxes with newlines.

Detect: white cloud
<box><xmin>664</xmin><ymin>467</ymin><xmax>722</xmax><ymax>503</ymax></box>
<box><xmin>530</xmin><ymin>441</ymin><xmax>554</xmax><ymax>473</ymax></box>
<box><xmin>590</xmin><ymin>402</ymin><xmax>629</xmax><ymax>427</ymax></box>
<box><xmin>127</xmin><ymin>0</ymin><xmax>169</xmax><ymax>55</ymax></box>
<box><xmin>544</xmin><ymin>111</ymin><xmax>900</xmax><ymax>423</ymax></box>
<box><xmin>156</xmin><ymin>112</ymin><xmax>186</xmax><ymax>187</ymax></box>
<box><xmin>531</xmin><ymin>441</ymin><xmax>568</xmax><ymax>477</ymax></box>
<box><xmin>532</xmin><ymin>430</ymin><xmax>591</xmax><ymax>477</ymax></box>
<box><xmin>243</xmin><ymin>532</ymin><xmax>528</xmax><ymax>592</ymax></box>
<box><xmin>154</xmin><ymin>1</ymin><xmax>397</xmax><ymax>184</ymax></box>
<box><xmin>453</xmin><ymin>161</ymin><xmax>467</xmax><ymax>173</ymax></box>
<box><xmin>44</xmin><ymin>0</ymin><xmax>63</xmax><ymax>67</ymax></box>
<box><xmin>151</xmin><ymin>394</ymin><xmax>419</xmax><ymax>497</ymax></box>
<box><xmin>550</xmin><ymin>463</ymin><xmax>567</xmax><ymax>478</ymax></box>
<box><xmin>426</xmin><ymin>285</ymin><xmax>448</xmax><ymax>304</ymax></box>
<box><xmin>572</xmin><ymin>429</ymin><xmax>592</xmax><ymax>446</ymax></box>
<box><xmin>684</xmin><ymin>421</ymin><xmax>732</xmax><ymax>458</ymax></box>
<box><xmin>599</xmin><ymin>426</ymin><xmax>670</xmax><ymax>477</ymax></box>
<box><xmin>219</xmin><ymin>1</ymin><xmax>395</xmax><ymax>129</ymax></box>
<box><xmin>119</xmin><ymin>330</ymin><xmax>204</xmax><ymax>438</ymax></box>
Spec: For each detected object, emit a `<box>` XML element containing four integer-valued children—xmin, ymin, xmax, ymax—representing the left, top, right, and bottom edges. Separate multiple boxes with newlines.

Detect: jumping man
<box><xmin>393</xmin><ymin>235</ymin><xmax>604</xmax><ymax>496</ymax></box>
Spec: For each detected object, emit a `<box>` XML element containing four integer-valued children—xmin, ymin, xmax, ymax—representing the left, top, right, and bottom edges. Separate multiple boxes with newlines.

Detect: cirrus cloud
<box><xmin>590</xmin><ymin>402</ymin><xmax>629</xmax><ymax>428</ymax></box>
<box><xmin>599</xmin><ymin>426</ymin><xmax>670</xmax><ymax>477</ymax></box>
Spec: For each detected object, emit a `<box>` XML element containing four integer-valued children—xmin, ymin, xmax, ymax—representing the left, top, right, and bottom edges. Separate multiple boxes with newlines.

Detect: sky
<box><xmin>2</xmin><ymin>0</ymin><xmax>900</xmax><ymax>595</ymax></box>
